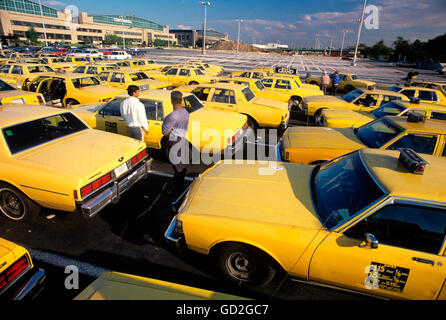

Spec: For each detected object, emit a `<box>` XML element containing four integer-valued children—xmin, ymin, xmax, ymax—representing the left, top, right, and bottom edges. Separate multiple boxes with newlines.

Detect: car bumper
<box><xmin>225</xmin><ymin>128</ymin><xmax>250</xmax><ymax>155</ymax></box>
<box><xmin>2</xmin><ymin>267</ymin><xmax>46</xmax><ymax>301</ymax></box>
<box><xmin>77</xmin><ymin>159</ymin><xmax>152</xmax><ymax>218</ymax></box>
<box><xmin>164</xmin><ymin>216</ymin><xmax>186</xmax><ymax>251</ymax></box>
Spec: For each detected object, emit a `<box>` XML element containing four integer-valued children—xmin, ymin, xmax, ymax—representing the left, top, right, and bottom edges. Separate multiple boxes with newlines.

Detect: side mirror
<box><xmin>360</xmin><ymin>233</ymin><xmax>379</xmax><ymax>249</ymax></box>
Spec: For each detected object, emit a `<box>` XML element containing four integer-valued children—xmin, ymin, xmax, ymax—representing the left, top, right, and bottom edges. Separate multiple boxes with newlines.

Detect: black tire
<box><xmin>0</xmin><ymin>183</ymin><xmax>41</xmax><ymax>222</ymax></box>
<box><xmin>344</xmin><ymin>85</ymin><xmax>355</xmax><ymax>93</ymax></box>
<box><xmin>310</xmin><ymin>81</ymin><xmax>318</xmax><ymax>85</ymax></box>
<box><xmin>189</xmin><ymin>81</ymin><xmax>199</xmax><ymax>85</ymax></box>
<box><xmin>314</xmin><ymin>109</ymin><xmax>326</xmax><ymax>125</ymax></box>
<box><xmin>289</xmin><ymin>96</ymin><xmax>303</xmax><ymax>111</ymax></box>
<box><xmin>216</xmin><ymin>243</ymin><xmax>277</xmax><ymax>289</ymax></box>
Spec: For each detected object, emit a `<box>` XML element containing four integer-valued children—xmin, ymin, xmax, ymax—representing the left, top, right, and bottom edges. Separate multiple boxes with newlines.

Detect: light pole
<box><xmin>236</xmin><ymin>19</ymin><xmax>243</xmax><ymax>53</ymax></box>
<box><xmin>340</xmin><ymin>30</ymin><xmax>352</xmax><ymax>59</ymax></box>
<box><xmin>38</xmin><ymin>0</ymin><xmax>48</xmax><ymax>46</ymax></box>
<box><xmin>352</xmin><ymin>0</ymin><xmax>367</xmax><ymax>66</ymax></box>
<box><xmin>328</xmin><ymin>36</ymin><xmax>334</xmax><ymax>56</ymax></box>
<box><xmin>201</xmin><ymin>1</ymin><xmax>210</xmax><ymax>55</ymax></box>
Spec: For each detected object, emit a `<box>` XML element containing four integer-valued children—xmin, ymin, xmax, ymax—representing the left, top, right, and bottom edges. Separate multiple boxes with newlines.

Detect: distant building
<box><xmin>0</xmin><ymin>0</ymin><xmax>177</xmax><ymax>45</ymax></box>
<box><xmin>170</xmin><ymin>29</ymin><xmax>228</xmax><ymax>47</ymax></box>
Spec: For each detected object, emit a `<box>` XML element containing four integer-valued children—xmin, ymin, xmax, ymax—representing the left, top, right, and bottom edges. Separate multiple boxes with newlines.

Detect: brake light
<box><xmin>232</xmin><ymin>130</ymin><xmax>241</xmax><ymax>144</ymax></box>
<box><xmin>131</xmin><ymin>149</ymin><xmax>148</xmax><ymax>166</ymax></box>
<box><xmin>101</xmin><ymin>98</ymin><xmax>112</xmax><ymax>103</ymax></box>
<box><xmin>80</xmin><ymin>172</ymin><xmax>112</xmax><ymax>198</ymax></box>
<box><xmin>0</xmin><ymin>255</ymin><xmax>29</xmax><ymax>290</ymax></box>
<box><xmin>242</xmin><ymin>121</ymin><xmax>248</xmax><ymax>130</ymax></box>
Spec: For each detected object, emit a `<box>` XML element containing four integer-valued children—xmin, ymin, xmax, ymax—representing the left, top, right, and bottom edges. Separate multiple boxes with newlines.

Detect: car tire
<box><xmin>289</xmin><ymin>96</ymin><xmax>303</xmax><ymax>111</ymax></box>
<box><xmin>310</xmin><ymin>81</ymin><xmax>318</xmax><ymax>85</ymax></box>
<box><xmin>189</xmin><ymin>81</ymin><xmax>199</xmax><ymax>85</ymax></box>
<box><xmin>314</xmin><ymin>109</ymin><xmax>326</xmax><ymax>125</ymax></box>
<box><xmin>0</xmin><ymin>183</ymin><xmax>41</xmax><ymax>222</ymax></box>
<box><xmin>216</xmin><ymin>243</ymin><xmax>277</xmax><ymax>289</ymax></box>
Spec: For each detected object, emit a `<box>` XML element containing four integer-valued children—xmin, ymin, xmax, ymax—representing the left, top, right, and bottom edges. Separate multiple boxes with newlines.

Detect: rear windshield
<box><xmin>130</xmin><ymin>72</ymin><xmax>149</xmax><ymax>81</ymax></box>
<box><xmin>2</xmin><ymin>112</ymin><xmax>88</xmax><ymax>154</ymax></box>
<box><xmin>183</xmin><ymin>95</ymin><xmax>204</xmax><ymax>113</ymax></box>
<box><xmin>71</xmin><ymin>77</ymin><xmax>100</xmax><ymax>88</ymax></box>
<box><xmin>0</xmin><ymin>79</ymin><xmax>16</xmax><ymax>92</ymax></box>
<box><xmin>242</xmin><ymin>87</ymin><xmax>255</xmax><ymax>102</ymax></box>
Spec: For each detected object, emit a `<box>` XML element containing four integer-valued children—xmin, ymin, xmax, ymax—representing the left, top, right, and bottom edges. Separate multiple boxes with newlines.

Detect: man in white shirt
<box><xmin>120</xmin><ymin>85</ymin><xmax>148</xmax><ymax>141</ymax></box>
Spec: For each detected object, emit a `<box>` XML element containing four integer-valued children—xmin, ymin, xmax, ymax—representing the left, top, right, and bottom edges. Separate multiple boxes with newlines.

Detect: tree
<box><xmin>154</xmin><ymin>39</ymin><xmax>168</xmax><ymax>47</ymax></box>
<box><xmin>103</xmin><ymin>34</ymin><xmax>123</xmax><ymax>45</ymax></box>
<box><xmin>25</xmin><ymin>27</ymin><xmax>39</xmax><ymax>44</ymax></box>
<box><xmin>83</xmin><ymin>37</ymin><xmax>92</xmax><ymax>45</ymax></box>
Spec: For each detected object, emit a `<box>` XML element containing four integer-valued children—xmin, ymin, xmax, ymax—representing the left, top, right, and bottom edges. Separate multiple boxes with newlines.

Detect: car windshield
<box><xmin>195</xmin><ymin>69</ymin><xmax>204</xmax><ymax>75</ymax></box>
<box><xmin>294</xmin><ymin>80</ymin><xmax>301</xmax><ymax>88</ymax></box>
<box><xmin>72</xmin><ymin>77</ymin><xmax>100</xmax><ymax>88</ymax></box>
<box><xmin>388</xmin><ymin>86</ymin><xmax>403</xmax><ymax>92</ymax></box>
<box><xmin>130</xmin><ymin>72</ymin><xmax>149</xmax><ymax>81</ymax></box>
<box><xmin>242</xmin><ymin>87</ymin><xmax>255</xmax><ymax>102</ymax></box>
<box><xmin>312</xmin><ymin>151</ymin><xmax>385</xmax><ymax>229</ymax></box>
<box><xmin>0</xmin><ymin>79</ymin><xmax>15</xmax><ymax>91</ymax></box>
<box><xmin>255</xmin><ymin>80</ymin><xmax>265</xmax><ymax>91</ymax></box>
<box><xmin>342</xmin><ymin>89</ymin><xmax>364</xmax><ymax>103</ymax></box>
<box><xmin>371</xmin><ymin>101</ymin><xmax>406</xmax><ymax>118</ymax></box>
<box><xmin>2</xmin><ymin>112</ymin><xmax>88</xmax><ymax>154</ymax></box>
<box><xmin>183</xmin><ymin>95</ymin><xmax>204</xmax><ymax>113</ymax></box>
<box><xmin>28</xmin><ymin>65</ymin><xmax>53</xmax><ymax>73</ymax></box>
<box><xmin>351</xmin><ymin>75</ymin><xmax>360</xmax><ymax>80</ymax></box>
<box><xmin>355</xmin><ymin>118</ymin><xmax>403</xmax><ymax>148</ymax></box>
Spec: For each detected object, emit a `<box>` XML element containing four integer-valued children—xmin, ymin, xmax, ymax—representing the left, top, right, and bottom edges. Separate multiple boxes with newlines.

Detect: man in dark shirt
<box><xmin>162</xmin><ymin>91</ymin><xmax>190</xmax><ymax>195</ymax></box>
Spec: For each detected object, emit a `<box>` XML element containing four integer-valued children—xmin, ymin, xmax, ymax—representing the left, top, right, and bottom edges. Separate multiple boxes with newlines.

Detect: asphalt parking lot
<box><xmin>5</xmin><ymin>48</ymin><xmax>444</xmax><ymax>301</ymax></box>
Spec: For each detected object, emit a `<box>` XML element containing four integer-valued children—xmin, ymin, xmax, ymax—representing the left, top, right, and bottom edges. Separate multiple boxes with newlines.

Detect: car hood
<box><xmin>282</xmin><ymin>126</ymin><xmax>365</xmax><ymax>150</ymax></box>
<box><xmin>250</xmin><ymin>96</ymin><xmax>288</xmax><ymax>111</ymax></box>
<box><xmin>323</xmin><ymin>110</ymin><xmax>375</xmax><ymax>127</ymax></box>
<box><xmin>13</xmin><ymin>129</ymin><xmax>144</xmax><ymax>181</ymax></box>
<box><xmin>304</xmin><ymin>95</ymin><xmax>350</xmax><ymax>106</ymax></box>
<box><xmin>189</xmin><ymin>109</ymin><xmax>246</xmax><ymax>135</ymax></box>
<box><xmin>184</xmin><ymin>162</ymin><xmax>322</xmax><ymax>230</ymax></box>
<box><xmin>78</xmin><ymin>85</ymin><xmax>125</xmax><ymax>97</ymax></box>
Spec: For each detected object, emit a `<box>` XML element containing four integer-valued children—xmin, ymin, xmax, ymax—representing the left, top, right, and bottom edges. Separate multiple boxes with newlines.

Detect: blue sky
<box><xmin>43</xmin><ymin>0</ymin><xmax>446</xmax><ymax>48</ymax></box>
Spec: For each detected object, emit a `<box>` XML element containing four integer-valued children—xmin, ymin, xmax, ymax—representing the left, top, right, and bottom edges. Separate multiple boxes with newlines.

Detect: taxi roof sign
<box><xmin>274</xmin><ymin>67</ymin><xmax>297</xmax><ymax>76</ymax></box>
<box><xmin>398</xmin><ymin>148</ymin><xmax>428</xmax><ymax>175</ymax></box>
<box><xmin>407</xmin><ymin>111</ymin><xmax>426</xmax><ymax>123</ymax></box>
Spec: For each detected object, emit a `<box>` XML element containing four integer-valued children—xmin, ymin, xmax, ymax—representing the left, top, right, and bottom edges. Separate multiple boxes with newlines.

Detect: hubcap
<box><xmin>0</xmin><ymin>189</ymin><xmax>25</xmax><ymax>219</ymax></box>
<box><xmin>226</xmin><ymin>252</ymin><xmax>255</xmax><ymax>281</ymax></box>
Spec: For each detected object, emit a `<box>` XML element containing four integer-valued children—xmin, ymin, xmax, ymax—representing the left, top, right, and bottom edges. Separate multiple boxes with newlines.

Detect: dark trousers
<box><xmin>168</xmin><ymin>136</ymin><xmax>187</xmax><ymax>194</ymax></box>
<box><xmin>331</xmin><ymin>85</ymin><xmax>339</xmax><ymax>96</ymax></box>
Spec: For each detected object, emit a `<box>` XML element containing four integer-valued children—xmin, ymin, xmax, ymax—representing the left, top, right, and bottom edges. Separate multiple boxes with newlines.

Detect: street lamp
<box><xmin>236</xmin><ymin>19</ymin><xmax>243</xmax><ymax>53</ymax></box>
<box><xmin>340</xmin><ymin>30</ymin><xmax>352</xmax><ymax>59</ymax></box>
<box><xmin>201</xmin><ymin>1</ymin><xmax>210</xmax><ymax>55</ymax></box>
<box><xmin>352</xmin><ymin>0</ymin><xmax>367</xmax><ymax>66</ymax></box>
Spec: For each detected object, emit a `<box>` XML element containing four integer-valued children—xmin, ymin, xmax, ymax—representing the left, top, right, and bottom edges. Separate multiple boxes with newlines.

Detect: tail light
<box><xmin>131</xmin><ymin>149</ymin><xmax>148</xmax><ymax>166</ymax></box>
<box><xmin>80</xmin><ymin>172</ymin><xmax>112</xmax><ymax>198</ymax></box>
<box><xmin>231</xmin><ymin>130</ymin><xmax>241</xmax><ymax>145</ymax></box>
<box><xmin>37</xmin><ymin>94</ymin><xmax>45</xmax><ymax>105</ymax></box>
<box><xmin>242</xmin><ymin>121</ymin><xmax>248</xmax><ymax>130</ymax></box>
<box><xmin>101</xmin><ymin>98</ymin><xmax>112</xmax><ymax>103</ymax></box>
<box><xmin>0</xmin><ymin>255</ymin><xmax>29</xmax><ymax>291</ymax></box>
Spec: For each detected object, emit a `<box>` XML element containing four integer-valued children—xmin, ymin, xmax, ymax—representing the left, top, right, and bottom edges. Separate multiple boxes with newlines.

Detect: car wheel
<box><xmin>189</xmin><ymin>81</ymin><xmax>198</xmax><ymax>85</ymax></box>
<box><xmin>344</xmin><ymin>85</ymin><xmax>355</xmax><ymax>93</ymax></box>
<box><xmin>310</xmin><ymin>81</ymin><xmax>318</xmax><ymax>85</ymax></box>
<box><xmin>314</xmin><ymin>109</ymin><xmax>325</xmax><ymax>125</ymax></box>
<box><xmin>0</xmin><ymin>183</ymin><xmax>41</xmax><ymax>222</ymax></box>
<box><xmin>217</xmin><ymin>243</ymin><xmax>277</xmax><ymax>289</ymax></box>
<box><xmin>288</xmin><ymin>96</ymin><xmax>303</xmax><ymax>111</ymax></box>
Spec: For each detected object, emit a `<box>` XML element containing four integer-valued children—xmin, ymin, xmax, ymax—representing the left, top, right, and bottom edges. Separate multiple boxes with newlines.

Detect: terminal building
<box><xmin>170</xmin><ymin>29</ymin><xmax>228</xmax><ymax>48</ymax></box>
<box><xmin>0</xmin><ymin>0</ymin><xmax>177</xmax><ymax>45</ymax></box>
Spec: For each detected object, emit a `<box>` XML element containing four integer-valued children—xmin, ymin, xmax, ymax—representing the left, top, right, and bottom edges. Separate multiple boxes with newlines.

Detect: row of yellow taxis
<box><xmin>1</xmin><ymin>52</ymin><xmax>446</xmax><ymax>300</ymax></box>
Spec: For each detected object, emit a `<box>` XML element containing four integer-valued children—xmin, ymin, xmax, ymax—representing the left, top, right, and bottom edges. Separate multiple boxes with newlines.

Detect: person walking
<box><xmin>120</xmin><ymin>85</ymin><xmax>148</xmax><ymax>141</ymax></box>
<box><xmin>320</xmin><ymin>71</ymin><xmax>330</xmax><ymax>95</ymax></box>
<box><xmin>162</xmin><ymin>91</ymin><xmax>190</xmax><ymax>195</ymax></box>
<box><xmin>331</xmin><ymin>71</ymin><xmax>340</xmax><ymax>96</ymax></box>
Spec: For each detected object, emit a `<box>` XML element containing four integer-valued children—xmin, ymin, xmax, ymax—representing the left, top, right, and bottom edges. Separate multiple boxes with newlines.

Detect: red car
<box><xmin>100</xmin><ymin>49</ymin><xmax>117</xmax><ymax>55</ymax></box>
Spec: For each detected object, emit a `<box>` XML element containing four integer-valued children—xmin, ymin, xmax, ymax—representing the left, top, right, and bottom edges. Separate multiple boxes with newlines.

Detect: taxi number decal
<box><xmin>365</xmin><ymin>262</ymin><xmax>410</xmax><ymax>293</ymax></box>
<box><xmin>105</xmin><ymin>121</ymin><xmax>117</xmax><ymax>133</ymax></box>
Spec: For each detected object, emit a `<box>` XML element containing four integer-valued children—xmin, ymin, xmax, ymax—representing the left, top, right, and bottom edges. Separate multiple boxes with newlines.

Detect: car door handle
<box><xmin>412</xmin><ymin>257</ymin><xmax>435</xmax><ymax>266</ymax></box>
<box><xmin>118</xmin><ymin>118</ymin><xmax>125</xmax><ymax>121</ymax></box>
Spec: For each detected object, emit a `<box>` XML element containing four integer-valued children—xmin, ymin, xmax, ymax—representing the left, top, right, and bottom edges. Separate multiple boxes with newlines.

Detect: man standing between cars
<box><xmin>320</xmin><ymin>71</ymin><xmax>330</xmax><ymax>95</ymax></box>
<box><xmin>331</xmin><ymin>71</ymin><xmax>340</xmax><ymax>96</ymax></box>
<box><xmin>162</xmin><ymin>91</ymin><xmax>189</xmax><ymax>195</ymax></box>
<box><xmin>120</xmin><ymin>85</ymin><xmax>148</xmax><ymax>141</ymax></box>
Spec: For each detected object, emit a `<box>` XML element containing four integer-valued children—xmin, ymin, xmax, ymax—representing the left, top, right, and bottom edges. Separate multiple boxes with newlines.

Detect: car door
<box><xmin>206</xmin><ymin>88</ymin><xmax>237</xmax><ymax>112</ymax></box>
<box><xmin>308</xmin><ymin>200</ymin><xmax>446</xmax><ymax>300</ymax></box>
<box><xmin>354</xmin><ymin>94</ymin><xmax>380</xmax><ymax>110</ymax></box>
<box><xmin>164</xmin><ymin>68</ymin><xmax>179</xmax><ymax>84</ymax></box>
<box><xmin>177</xmin><ymin>69</ymin><xmax>191</xmax><ymax>86</ymax></box>
<box><xmin>96</xmin><ymin>99</ymin><xmax>128</xmax><ymax>134</ymax></box>
<box><xmin>141</xmin><ymin>99</ymin><xmax>164</xmax><ymax>148</ymax></box>
<box><xmin>108</xmin><ymin>72</ymin><xmax>126</xmax><ymax>88</ymax></box>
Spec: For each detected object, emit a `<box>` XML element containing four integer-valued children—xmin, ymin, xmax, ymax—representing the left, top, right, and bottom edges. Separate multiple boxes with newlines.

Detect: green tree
<box><xmin>103</xmin><ymin>34</ymin><xmax>123</xmax><ymax>45</ymax></box>
<box><xmin>154</xmin><ymin>39</ymin><xmax>168</xmax><ymax>47</ymax></box>
<box><xmin>25</xmin><ymin>27</ymin><xmax>39</xmax><ymax>44</ymax></box>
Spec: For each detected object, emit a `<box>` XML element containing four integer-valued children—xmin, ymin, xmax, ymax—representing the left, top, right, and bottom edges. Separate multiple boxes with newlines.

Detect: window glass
<box><xmin>401</xmin><ymin>90</ymin><xmax>416</xmax><ymax>99</ymax></box>
<box><xmin>313</xmin><ymin>151</ymin><xmax>384</xmax><ymax>229</ymax></box>
<box><xmin>274</xmin><ymin>80</ymin><xmax>292</xmax><ymax>90</ymax></box>
<box><xmin>418</xmin><ymin>91</ymin><xmax>438</xmax><ymax>102</ymax></box>
<box><xmin>430</xmin><ymin>112</ymin><xmax>446</xmax><ymax>121</ymax></box>
<box><xmin>192</xmin><ymin>87</ymin><xmax>210</xmax><ymax>101</ymax></box>
<box><xmin>73</xmin><ymin>66</ymin><xmax>86</xmax><ymax>74</ymax></box>
<box><xmin>28</xmin><ymin>76</ymin><xmax>50</xmax><ymax>92</ymax></box>
<box><xmin>195</xmin><ymin>69</ymin><xmax>204</xmax><ymax>75</ymax></box>
<box><xmin>129</xmin><ymin>72</ymin><xmax>149</xmax><ymax>81</ymax></box>
<box><xmin>71</xmin><ymin>77</ymin><xmax>100</xmax><ymax>88</ymax></box>
<box><xmin>0</xmin><ymin>79</ymin><xmax>15</xmax><ymax>91</ymax></box>
<box><xmin>262</xmin><ymin>78</ymin><xmax>274</xmax><ymax>88</ymax></box>
<box><xmin>98</xmin><ymin>72</ymin><xmax>110</xmax><ymax>81</ymax></box>
<box><xmin>140</xmin><ymin>100</ymin><xmax>156</xmax><ymax>120</ymax></box>
<box><xmin>0</xmin><ymin>65</ymin><xmax>11</xmax><ymax>73</ymax></box>
<box><xmin>212</xmin><ymin>89</ymin><xmax>236</xmax><ymax>104</ymax></box>
<box><xmin>2</xmin><ymin>113</ymin><xmax>88</xmax><ymax>154</ymax></box>
<box><xmin>339</xmin><ymin>75</ymin><xmax>348</xmax><ymax>81</ymax></box>
<box><xmin>381</xmin><ymin>95</ymin><xmax>402</xmax><ymax>106</ymax></box>
<box><xmin>344</xmin><ymin>204</ymin><xmax>446</xmax><ymax>255</ymax></box>
<box><xmin>110</xmin><ymin>73</ymin><xmax>125</xmax><ymax>83</ymax></box>
<box><xmin>242</xmin><ymin>87</ymin><xmax>255</xmax><ymax>102</ymax></box>
<box><xmin>255</xmin><ymin>80</ymin><xmax>265</xmax><ymax>91</ymax></box>
<box><xmin>240</xmin><ymin>72</ymin><xmax>251</xmax><ymax>78</ymax></box>
<box><xmin>252</xmin><ymin>72</ymin><xmax>263</xmax><ymax>79</ymax></box>
<box><xmin>342</xmin><ymin>89</ymin><xmax>364</xmax><ymax>103</ymax></box>
<box><xmin>100</xmin><ymin>99</ymin><xmax>121</xmax><ymax>116</ymax></box>
<box><xmin>11</xmin><ymin>66</ymin><xmax>23</xmax><ymax>75</ymax></box>
<box><xmin>182</xmin><ymin>95</ymin><xmax>204</xmax><ymax>113</ymax></box>
<box><xmin>356</xmin><ymin>118</ymin><xmax>403</xmax><ymax>148</ymax></box>
<box><xmin>28</xmin><ymin>65</ymin><xmax>53</xmax><ymax>73</ymax></box>
<box><xmin>355</xmin><ymin>94</ymin><xmax>379</xmax><ymax>107</ymax></box>
<box><xmin>86</xmin><ymin>67</ymin><xmax>97</xmax><ymax>74</ymax></box>
<box><xmin>178</xmin><ymin>69</ymin><xmax>190</xmax><ymax>76</ymax></box>
<box><xmin>371</xmin><ymin>102</ymin><xmax>405</xmax><ymax>118</ymax></box>
<box><xmin>387</xmin><ymin>134</ymin><xmax>438</xmax><ymax>155</ymax></box>
<box><xmin>166</xmin><ymin>68</ymin><xmax>178</xmax><ymax>75</ymax></box>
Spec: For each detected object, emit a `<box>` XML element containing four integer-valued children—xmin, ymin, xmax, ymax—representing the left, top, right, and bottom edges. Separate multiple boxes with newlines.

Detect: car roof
<box><xmin>385</xmin><ymin>115</ymin><xmax>446</xmax><ymax>133</ymax></box>
<box><xmin>362</xmin><ymin>89</ymin><xmax>408</xmax><ymax>96</ymax></box>
<box><xmin>28</xmin><ymin>72</ymin><xmax>100</xmax><ymax>79</ymax></box>
<box><xmin>361</xmin><ymin>148</ymin><xmax>446</xmax><ymax>203</ymax></box>
<box><xmin>399</xmin><ymin>86</ymin><xmax>441</xmax><ymax>93</ymax></box>
<box><xmin>218</xmin><ymin>77</ymin><xmax>258</xmax><ymax>83</ymax></box>
<box><xmin>119</xmin><ymin>89</ymin><xmax>193</xmax><ymax>101</ymax></box>
<box><xmin>192</xmin><ymin>82</ymin><xmax>247</xmax><ymax>90</ymax></box>
<box><xmin>0</xmin><ymin>104</ymin><xmax>68</xmax><ymax>128</ymax></box>
<box><xmin>397</xmin><ymin>100</ymin><xmax>446</xmax><ymax>110</ymax></box>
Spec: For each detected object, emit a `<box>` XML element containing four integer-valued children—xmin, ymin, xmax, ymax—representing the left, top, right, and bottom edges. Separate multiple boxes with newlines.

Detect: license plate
<box><xmin>114</xmin><ymin>163</ymin><xmax>128</xmax><ymax>178</ymax></box>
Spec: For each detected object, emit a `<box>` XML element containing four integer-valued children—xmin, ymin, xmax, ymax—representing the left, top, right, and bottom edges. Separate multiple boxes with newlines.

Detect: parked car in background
<box><xmin>106</xmin><ymin>51</ymin><xmax>132</xmax><ymax>60</ymax></box>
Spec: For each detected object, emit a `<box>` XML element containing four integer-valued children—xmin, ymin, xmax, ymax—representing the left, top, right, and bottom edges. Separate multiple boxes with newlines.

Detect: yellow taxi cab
<box><xmin>82</xmin><ymin>56</ymin><xmax>106</xmax><ymax>64</ymax></box>
<box><xmin>177</xmin><ymin>83</ymin><xmax>290</xmax><ymax>129</ymax></box>
<box><xmin>98</xmin><ymin>69</ymin><xmax>171</xmax><ymax>91</ymax></box>
<box><xmin>0</xmin><ymin>104</ymin><xmax>150</xmax><ymax>221</ymax></box>
<box><xmin>0</xmin><ymin>59</ymin><xmax>16</xmax><ymax>66</ymax></box>
<box><xmin>410</xmin><ymin>80</ymin><xmax>446</xmax><ymax>97</ymax></box>
<box><xmin>149</xmin><ymin>66</ymin><xmax>217</xmax><ymax>87</ymax></box>
<box><xmin>230</xmin><ymin>67</ymin><xmax>274</xmax><ymax>77</ymax></box>
<box><xmin>0</xmin><ymin>78</ymin><xmax>45</xmax><ymax>105</ymax></box>
<box><xmin>0</xmin><ymin>238</ymin><xmax>45</xmax><ymax>300</ymax></box>
<box><xmin>38</xmin><ymin>57</ymin><xmax>77</xmax><ymax>71</ymax></box>
<box><xmin>21</xmin><ymin>73</ymin><xmax>126</xmax><ymax>108</ymax></box>
<box><xmin>72</xmin><ymin>64</ymin><xmax>118</xmax><ymax>76</ymax></box>
<box><xmin>398</xmin><ymin>86</ymin><xmax>446</xmax><ymax>105</ymax></box>
<box><xmin>72</xmin><ymin>90</ymin><xmax>249</xmax><ymax>156</ymax></box>
<box><xmin>278</xmin><ymin>115</ymin><xmax>446</xmax><ymax>165</ymax></box>
<box><xmin>165</xmin><ymin>147</ymin><xmax>446</xmax><ymax>300</ymax></box>
<box><xmin>63</xmin><ymin>56</ymin><xmax>89</xmax><ymax>66</ymax></box>
<box><xmin>320</xmin><ymin>99</ymin><xmax>446</xmax><ymax>129</ymax></box>
<box><xmin>74</xmin><ymin>271</ymin><xmax>247</xmax><ymax>300</ymax></box>
<box><xmin>185</xmin><ymin>60</ymin><xmax>223</xmax><ymax>76</ymax></box>
<box><xmin>306</xmin><ymin>72</ymin><xmax>376</xmax><ymax>93</ymax></box>
<box><xmin>6</xmin><ymin>53</ymin><xmax>34</xmax><ymax>60</ymax></box>
<box><xmin>0</xmin><ymin>63</ymin><xmax>55</xmax><ymax>84</ymax></box>
<box><xmin>301</xmin><ymin>88</ymin><xmax>409</xmax><ymax>124</ymax></box>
